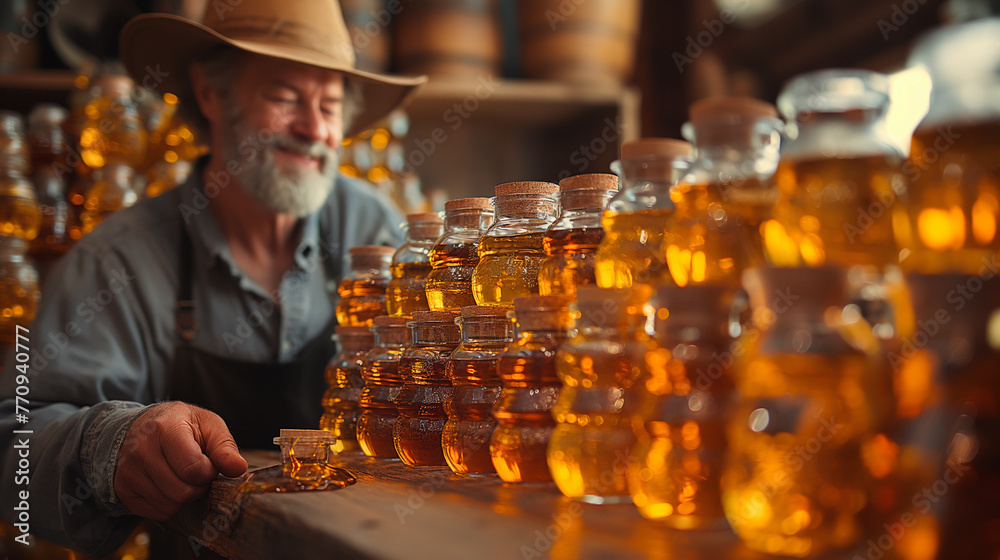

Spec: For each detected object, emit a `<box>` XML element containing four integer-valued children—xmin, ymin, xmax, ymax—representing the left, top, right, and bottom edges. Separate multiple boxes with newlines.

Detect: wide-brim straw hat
<box><xmin>118</xmin><ymin>0</ymin><xmax>427</xmax><ymax>137</ymax></box>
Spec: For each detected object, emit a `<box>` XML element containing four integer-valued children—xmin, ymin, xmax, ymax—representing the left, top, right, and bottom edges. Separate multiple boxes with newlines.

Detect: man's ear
<box><xmin>189</xmin><ymin>64</ymin><xmax>224</xmax><ymax>127</ymax></box>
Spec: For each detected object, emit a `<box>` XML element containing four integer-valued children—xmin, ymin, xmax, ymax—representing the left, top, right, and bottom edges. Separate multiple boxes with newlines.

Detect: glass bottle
<box><xmin>0</xmin><ymin>236</ymin><xmax>40</xmax><ymax>344</ymax></box>
<box><xmin>0</xmin><ymin>112</ymin><xmax>41</xmax><ymax>241</ymax></box>
<box><xmin>443</xmin><ymin>305</ymin><xmax>514</xmax><ymax>475</ymax></box>
<box><xmin>667</xmin><ymin>97</ymin><xmax>782</xmax><ymax>288</ymax></box>
<box><xmin>335</xmin><ymin>245</ymin><xmax>395</xmax><ymax>327</ymax></box>
<box><xmin>491</xmin><ymin>294</ymin><xmax>571</xmax><ymax>483</ymax></box>
<box><xmin>764</xmin><ymin>70</ymin><xmax>906</xmax><ymax>270</ymax></box>
<box><xmin>28</xmin><ymin>166</ymin><xmax>73</xmax><ymax>280</ymax></box>
<box><xmin>27</xmin><ymin>103</ymin><xmax>70</xmax><ymax>172</ymax></box>
<box><xmin>721</xmin><ymin>267</ymin><xmax>886</xmax><ymax>557</ymax></box>
<box><xmin>425</xmin><ymin>197</ymin><xmax>494</xmax><ymax>311</ymax></box>
<box><xmin>78</xmin><ymin>73</ymin><xmax>148</xmax><ymax>170</ymax></box>
<box><xmin>145</xmin><ymin>159</ymin><xmax>193</xmax><ymax>198</ymax></box>
<box><xmin>357</xmin><ymin>316</ymin><xmax>411</xmax><ymax>459</ymax></box>
<box><xmin>79</xmin><ymin>162</ymin><xmax>140</xmax><ymax>234</ymax></box>
<box><xmin>595</xmin><ymin>138</ymin><xmax>692</xmax><ymax>289</ymax></box>
<box><xmin>629</xmin><ymin>284</ymin><xmax>735</xmax><ymax>528</ymax></box>
<box><xmin>386</xmin><ymin>212</ymin><xmax>444</xmax><ymax>317</ymax></box>
<box><xmin>548</xmin><ymin>285</ymin><xmax>650</xmax><ymax>504</ymax></box>
<box><xmin>321</xmin><ymin>325</ymin><xmax>375</xmax><ymax>454</ymax></box>
<box><xmin>537</xmin><ymin>173</ymin><xmax>618</xmax><ymax>297</ymax></box>
<box><xmin>393</xmin><ymin>310</ymin><xmax>461</xmax><ymax>466</ymax></box>
<box><xmin>473</xmin><ymin>182</ymin><xmax>559</xmax><ymax>307</ymax></box>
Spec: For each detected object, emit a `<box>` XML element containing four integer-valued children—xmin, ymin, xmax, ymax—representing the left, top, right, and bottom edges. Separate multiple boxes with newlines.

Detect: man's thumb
<box><xmin>198</xmin><ymin>412</ymin><xmax>248</xmax><ymax>478</ymax></box>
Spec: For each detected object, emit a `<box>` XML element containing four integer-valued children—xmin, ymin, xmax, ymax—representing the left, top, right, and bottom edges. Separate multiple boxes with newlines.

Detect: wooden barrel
<box><xmin>518</xmin><ymin>0</ymin><xmax>641</xmax><ymax>85</ymax></box>
<box><xmin>340</xmin><ymin>0</ymin><xmax>392</xmax><ymax>73</ymax></box>
<box><xmin>393</xmin><ymin>0</ymin><xmax>502</xmax><ymax>78</ymax></box>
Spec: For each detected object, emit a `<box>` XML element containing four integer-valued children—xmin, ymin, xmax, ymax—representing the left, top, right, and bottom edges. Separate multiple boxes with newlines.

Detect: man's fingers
<box><xmin>161</xmin><ymin>421</ymin><xmax>218</xmax><ymax>485</ymax></box>
<box><xmin>194</xmin><ymin>409</ymin><xmax>248</xmax><ymax>478</ymax></box>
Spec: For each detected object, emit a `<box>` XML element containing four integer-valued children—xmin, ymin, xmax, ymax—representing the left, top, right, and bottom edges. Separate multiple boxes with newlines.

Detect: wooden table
<box><xmin>168</xmin><ymin>451</ymin><xmax>846</xmax><ymax>560</ymax></box>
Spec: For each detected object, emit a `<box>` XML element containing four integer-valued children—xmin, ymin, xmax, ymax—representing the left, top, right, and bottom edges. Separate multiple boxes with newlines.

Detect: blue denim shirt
<box><xmin>0</xmin><ymin>167</ymin><xmax>404</xmax><ymax>556</ymax></box>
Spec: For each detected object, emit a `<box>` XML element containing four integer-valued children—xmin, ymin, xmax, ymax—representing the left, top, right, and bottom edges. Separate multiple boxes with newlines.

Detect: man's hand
<box><xmin>114</xmin><ymin>402</ymin><xmax>248</xmax><ymax>520</ymax></box>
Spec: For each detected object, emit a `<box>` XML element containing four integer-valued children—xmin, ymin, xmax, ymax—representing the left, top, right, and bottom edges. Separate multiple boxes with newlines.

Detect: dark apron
<box><xmin>168</xmin><ymin>222</ymin><xmax>337</xmax><ymax>449</ymax></box>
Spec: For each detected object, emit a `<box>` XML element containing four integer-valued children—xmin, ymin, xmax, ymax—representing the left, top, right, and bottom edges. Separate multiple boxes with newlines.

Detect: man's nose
<box><xmin>290</xmin><ymin>103</ymin><xmax>329</xmax><ymax>145</ymax></box>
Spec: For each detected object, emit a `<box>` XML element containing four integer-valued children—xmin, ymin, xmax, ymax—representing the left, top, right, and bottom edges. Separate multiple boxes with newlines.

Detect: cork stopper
<box><xmin>372</xmin><ymin>315</ymin><xmax>412</xmax><ymax>345</ymax></box>
<box><xmin>494</xmin><ymin>181</ymin><xmax>559</xmax><ymax>197</ymax></box>
<box><xmin>406</xmin><ymin>212</ymin><xmax>444</xmax><ymax>240</ymax></box>
<box><xmin>689</xmin><ymin>96</ymin><xmax>778</xmax><ymax>123</ymax></box>
<box><xmin>373</xmin><ymin>316</ymin><xmax>409</xmax><ymax>327</ymax></box>
<box><xmin>410</xmin><ymin>310</ymin><xmax>460</xmax><ymax>323</ymax></box>
<box><xmin>460</xmin><ymin>305</ymin><xmax>509</xmax><ymax>318</ymax></box>
<box><xmin>334</xmin><ymin>325</ymin><xmax>376</xmax><ymax>352</ymax></box>
<box><xmin>94</xmin><ymin>74</ymin><xmax>135</xmax><ymax>100</ymax></box>
<box><xmin>574</xmin><ymin>285</ymin><xmax>651</xmax><ymax>327</ymax></box>
<box><xmin>459</xmin><ymin>306</ymin><xmax>513</xmax><ymax>340</ymax></box>
<box><xmin>445</xmin><ymin>197</ymin><xmax>493</xmax><ymax>211</ymax></box>
<box><xmin>349</xmin><ymin>245</ymin><xmax>395</xmax><ymax>272</ymax></box>
<box><xmin>512</xmin><ymin>295</ymin><xmax>572</xmax><ymax>331</ymax></box>
<box><xmin>620</xmin><ymin>138</ymin><xmax>692</xmax><ymax>161</ymax></box>
<box><xmin>558</xmin><ymin>173</ymin><xmax>619</xmax><ymax>210</ymax></box>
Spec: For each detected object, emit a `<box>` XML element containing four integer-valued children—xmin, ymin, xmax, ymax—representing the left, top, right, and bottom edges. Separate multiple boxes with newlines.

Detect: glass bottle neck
<box><xmin>460</xmin><ymin>317</ymin><xmax>514</xmax><ymax>343</ymax></box>
<box><xmin>443</xmin><ymin>208</ymin><xmax>494</xmax><ymax>231</ymax></box>
<box><xmin>409</xmin><ymin>322</ymin><xmax>461</xmax><ymax>346</ymax></box>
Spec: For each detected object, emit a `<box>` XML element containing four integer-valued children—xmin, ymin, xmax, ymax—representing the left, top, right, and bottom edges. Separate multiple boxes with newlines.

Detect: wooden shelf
<box><xmin>0</xmin><ymin>70</ymin><xmax>77</xmax><ymax>114</ymax></box>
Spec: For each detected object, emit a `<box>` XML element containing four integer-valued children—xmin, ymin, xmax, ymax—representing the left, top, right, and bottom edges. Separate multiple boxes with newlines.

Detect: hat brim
<box><xmin>119</xmin><ymin>13</ymin><xmax>427</xmax><ymax>137</ymax></box>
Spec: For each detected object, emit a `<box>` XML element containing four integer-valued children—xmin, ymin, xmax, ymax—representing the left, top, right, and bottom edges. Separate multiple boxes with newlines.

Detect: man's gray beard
<box><xmin>223</xmin><ymin>111</ymin><xmax>339</xmax><ymax>217</ymax></box>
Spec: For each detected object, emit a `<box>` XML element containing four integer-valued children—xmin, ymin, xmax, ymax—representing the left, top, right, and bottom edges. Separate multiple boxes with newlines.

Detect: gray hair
<box><xmin>178</xmin><ymin>47</ymin><xmax>365</xmax><ymax>141</ymax></box>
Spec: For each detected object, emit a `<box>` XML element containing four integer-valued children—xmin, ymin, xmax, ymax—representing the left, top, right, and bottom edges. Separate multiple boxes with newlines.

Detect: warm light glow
<box><xmin>917</xmin><ymin>207</ymin><xmax>966</xmax><ymax>250</ymax></box>
<box><xmin>972</xmin><ymin>193</ymin><xmax>998</xmax><ymax>246</ymax></box>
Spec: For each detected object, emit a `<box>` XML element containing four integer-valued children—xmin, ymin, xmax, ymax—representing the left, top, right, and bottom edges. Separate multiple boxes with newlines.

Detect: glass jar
<box><xmin>78</xmin><ymin>73</ymin><xmax>148</xmax><ymax>169</ymax></box>
<box><xmin>472</xmin><ymin>181</ymin><xmax>559</xmax><ymax>307</ymax></box>
<box><xmin>393</xmin><ymin>310</ymin><xmax>461</xmax><ymax>466</ymax></box>
<box><xmin>357</xmin><ymin>316</ymin><xmax>412</xmax><ymax>459</ymax></box>
<box><xmin>335</xmin><ymin>245</ymin><xmax>395</xmax><ymax>327</ymax></box>
<box><xmin>321</xmin><ymin>325</ymin><xmax>375</xmax><ymax>453</ymax></box>
<box><xmin>764</xmin><ymin>70</ymin><xmax>906</xmax><ymax>270</ymax></box>
<box><xmin>80</xmin><ymin>161</ymin><xmax>140</xmax><ymax>234</ymax></box>
<box><xmin>491</xmin><ymin>294</ymin><xmax>571</xmax><ymax>483</ymax></box>
<box><xmin>0</xmin><ymin>112</ymin><xmax>41</xmax><ymax>242</ymax></box>
<box><xmin>0</xmin><ymin>236</ymin><xmax>40</xmax><ymax>344</ymax></box>
<box><xmin>629</xmin><ymin>284</ymin><xmax>735</xmax><ymax>528</ymax></box>
<box><xmin>443</xmin><ymin>305</ymin><xmax>514</xmax><ymax>475</ymax></box>
<box><xmin>27</xmin><ymin>103</ymin><xmax>70</xmax><ymax>172</ymax></box>
<box><xmin>386</xmin><ymin>212</ymin><xmax>444</xmax><ymax>317</ymax></box>
<box><xmin>537</xmin><ymin>173</ymin><xmax>618</xmax><ymax>297</ymax></box>
<box><xmin>721</xmin><ymin>267</ymin><xmax>886</xmax><ymax>557</ymax></box>
<box><xmin>548</xmin><ymin>285</ymin><xmax>650</xmax><ymax>504</ymax></box>
<box><xmin>595</xmin><ymin>138</ymin><xmax>692</xmax><ymax>289</ymax></box>
<box><xmin>899</xmin><ymin>19</ymin><xmax>1000</xmax><ymax>275</ymax></box>
<box><xmin>667</xmin><ymin>97</ymin><xmax>782</xmax><ymax>288</ymax></box>
<box><xmin>425</xmin><ymin>197</ymin><xmax>494</xmax><ymax>311</ymax></box>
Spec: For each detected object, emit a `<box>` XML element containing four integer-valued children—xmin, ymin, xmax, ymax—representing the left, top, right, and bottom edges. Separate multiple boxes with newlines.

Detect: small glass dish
<box><xmin>273</xmin><ymin>429</ymin><xmax>336</xmax><ymax>474</ymax></box>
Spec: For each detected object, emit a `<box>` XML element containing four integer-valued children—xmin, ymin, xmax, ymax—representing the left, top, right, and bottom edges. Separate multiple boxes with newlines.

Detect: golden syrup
<box><xmin>897</xmin><ymin>123</ymin><xmax>1000</xmax><ymax>274</ymax></box>
<box><xmin>393</xmin><ymin>311</ymin><xmax>460</xmax><ymax>466</ymax></box>
<box><xmin>538</xmin><ymin>227</ymin><xmax>605</xmax><ymax>296</ymax></box>
<box><xmin>335</xmin><ymin>277</ymin><xmax>389</xmax><ymax>326</ymax></box>
<box><xmin>763</xmin><ymin>155</ymin><xmax>905</xmax><ymax>270</ymax></box>
<box><xmin>667</xmin><ymin>178</ymin><xmax>775</xmax><ymax>287</ymax></box>
<box><xmin>0</xmin><ymin>177</ymin><xmax>41</xmax><ymax>241</ymax></box>
<box><xmin>491</xmin><ymin>296</ymin><xmax>569</xmax><ymax>483</ymax></box>
<box><xmin>0</xmin><ymin>238</ymin><xmax>39</xmax><ymax>344</ymax></box>
<box><xmin>357</xmin><ymin>317</ymin><xmax>410</xmax><ymax>459</ymax></box>
<box><xmin>79</xmin><ymin>163</ymin><xmax>139</xmax><ymax>234</ymax></box>
<box><xmin>320</xmin><ymin>327</ymin><xmax>373</xmax><ymax>453</ymax></box>
<box><xmin>426</xmin><ymin>242</ymin><xmax>480</xmax><ymax>311</ymax></box>
<box><xmin>386</xmin><ymin>261</ymin><xmax>433</xmax><ymax>316</ymax></box>
<box><xmin>443</xmin><ymin>306</ymin><xmax>512</xmax><ymax>475</ymax></box>
<box><xmin>472</xmin><ymin>232</ymin><xmax>548</xmax><ymax>306</ymax></box>
<box><xmin>594</xmin><ymin>207</ymin><xmax>674</xmax><ymax>289</ymax></box>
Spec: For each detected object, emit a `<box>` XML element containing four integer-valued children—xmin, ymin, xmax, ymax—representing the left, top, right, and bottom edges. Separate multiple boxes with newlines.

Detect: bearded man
<box><xmin>0</xmin><ymin>0</ymin><xmax>425</xmax><ymax>555</ymax></box>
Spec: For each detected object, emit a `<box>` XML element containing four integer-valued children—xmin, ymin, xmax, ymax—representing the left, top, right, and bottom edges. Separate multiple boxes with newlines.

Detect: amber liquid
<box><xmin>426</xmin><ymin>242</ymin><xmax>479</xmax><ymax>311</ymax></box>
<box><xmin>79</xmin><ymin>181</ymin><xmax>138</xmax><ymax>235</ymax></box>
<box><xmin>0</xmin><ymin>276</ymin><xmax>38</xmax><ymax>344</ymax></box>
<box><xmin>548</xmin><ymin>338</ymin><xmax>644</xmax><ymax>503</ymax></box>
<box><xmin>764</xmin><ymin>155</ymin><xmax>904</xmax><ymax>269</ymax></box>
<box><xmin>629</xmin><ymin>346</ymin><xmax>733</xmax><ymax>528</ymax></box>
<box><xmin>899</xmin><ymin>123</ymin><xmax>1000</xmax><ymax>274</ymax></box>
<box><xmin>78</xmin><ymin>97</ymin><xmax>148</xmax><ymax>169</ymax></box>
<box><xmin>320</xmin><ymin>358</ymin><xmax>365</xmax><ymax>453</ymax></box>
<box><xmin>0</xmin><ymin>179</ymin><xmax>41</xmax><ymax>241</ymax></box>
<box><xmin>443</xmin><ymin>357</ymin><xmax>503</xmax><ymax>475</ymax></box>
<box><xmin>394</xmin><ymin>349</ymin><xmax>454</xmax><ymax>466</ymax></box>
<box><xmin>386</xmin><ymin>262</ymin><xmax>433</xmax><ymax>317</ymax></box>
<box><xmin>721</xmin><ymin>352</ymin><xmax>876</xmax><ymax>557</ymax></box>
<box><xmin>667</xmin><ymin>179</ymin><xmax>774</xmax><ymax>287</ymax></box>
<box><xmin>30</xmin><ymin>198</ymin><xmax>72</xmax><ymax>258</ymax></box>
<box><xmin>335</xmin><ymin>277</ymin><xmax>389</xmax><ymax>327</ymax></box>
<box><xmin>594</xmin><ymin>208</ymin><xmax>673</xmax><ymax>289</ymax></box>
<box><xmin>472</xmin><ymin>233</ymin><xmax>547</xmax><ymax>306</ymax></box>
<box><xmin>491</xmin><ymin>333</ymin><xmax>563</xmax><ymax>483</ymax></box>
<box><xmin>357</xmin><ymin>355</ymin><xmax>404</xmax><ymax>459</ymax></box>
<box><xmin>537</xmin><ymin>227</ymin><xmax>605</xmax><ymax>296</ymax></box>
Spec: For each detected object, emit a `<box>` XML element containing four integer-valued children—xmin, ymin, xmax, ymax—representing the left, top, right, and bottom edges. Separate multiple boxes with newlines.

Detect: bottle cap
<box><xmin>557</xmin><ymin>173</ymin><xmax>619</xmax><ymax>210</ymax></box>
<box><xmin>494</xmin><ymin>181</ymin><xmax>559</xmax><ymax>197</ymax></box>
<box><xmin>407</xmin><ymin>212</ymin><xmax>443</xmax><ymax>224</ymax></box>
<box><xmin>410</xmin><ymin>310</ymin><xmax>460</xmax><ymax>322</ymax></box>
<box><xmin>445</xmin><ymin>197</ymin><xmax>493</xmax><ymax>211</ymax></box>
<box><xmin>620</xmin><ymin>138</ymin><xmax>692</xmax><ymax>161</ymax></box>
<box><xmin>460</xmin><ymin>305</ymin><xmax>510</xmax><ymax>318</ymax></box>
<box><xmin>349</xmin><ymin>245</ymin><xmax>396</xmax><ymax>257</ymax></box>
<box><xmin>405</xmin><ymin>212</ymin><xmax>444</xmax><ymax>239</ymax></box>
<box><xmin>688</xmin><ymin>96</ymin><xmax>778</xmax><ymax>123</ymax></box>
